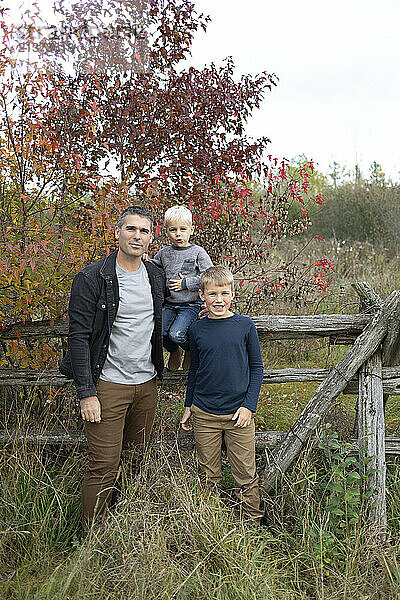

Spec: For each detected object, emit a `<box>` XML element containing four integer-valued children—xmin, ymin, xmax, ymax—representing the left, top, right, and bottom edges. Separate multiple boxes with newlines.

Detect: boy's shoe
<box><xmin>167</xmin><ymin>348</ymin><xmax>183</xmax><ymax>371</ymax></box>
<box><xmin>182</xmin><ymin>351</ymin><xmax>191</xmax><ymax>371</ymax></box>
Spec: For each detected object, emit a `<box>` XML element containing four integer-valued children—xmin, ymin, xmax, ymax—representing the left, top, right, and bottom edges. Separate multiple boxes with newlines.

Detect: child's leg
<box><xmin>162</xmin><ymin>304</ymin><xmax>179</xmax><ymax>353</ymax></box>
<box><xmin>191</xmin><ymin>405</ymin><xmax>223</xmax><ymax>483</ymax></box>
<box><xmin>167</xmin><ymin>302</ymin><xmax>201</xmax><ymax>351</ymax></box>
<box><xmin>224</xmin><ymin>419</ymin><xmax>264</xmax><ymax>521</ymax></box>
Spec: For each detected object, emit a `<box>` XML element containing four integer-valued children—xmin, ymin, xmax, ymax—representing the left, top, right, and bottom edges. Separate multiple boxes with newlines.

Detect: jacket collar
<box><xmin>100</xmin><ymin>250</ymin><xmax>118</xmax><ymax>279</ymax></box>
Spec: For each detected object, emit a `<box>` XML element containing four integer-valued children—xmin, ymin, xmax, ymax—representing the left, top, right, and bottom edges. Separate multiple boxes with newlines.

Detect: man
<box><xmin>60</xmin><ymin>205</ymin><xmax>165</xmax><ymax>530</ymax></box>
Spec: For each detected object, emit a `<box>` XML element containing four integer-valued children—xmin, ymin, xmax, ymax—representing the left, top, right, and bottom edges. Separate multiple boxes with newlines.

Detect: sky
<box><xmin>6</xmin><ymin>0</ymin><xmax>400</xmax><ymax>181</ymax></box>
<box><xmin>189</xmin><ymin>0</ymin><xmax>400</xmax><ymax>181</ymax></box>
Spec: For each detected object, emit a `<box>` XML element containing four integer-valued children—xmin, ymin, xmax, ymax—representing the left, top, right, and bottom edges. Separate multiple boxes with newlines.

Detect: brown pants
<box><xmin>82</xmin><ymin>377</ymin><xmax>158</xmax><ymax>530</ymax></box>
<box><xmin>191</xmin><ymin>405</ymin><xmax>263</xmax><ymax>521</ymax></box>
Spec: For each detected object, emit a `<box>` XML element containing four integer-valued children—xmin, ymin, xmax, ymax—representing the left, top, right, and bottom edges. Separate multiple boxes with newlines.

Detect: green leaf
<box><xmin>346</xmin><ymin>472</ymin><xmax>361</xmax><ymax>481</ymax></box>
<box><xmin>330</xmin><ymin>508</ymin><xmax>345</xmax><ymax>516</ymax></box>
<box><xmin>344</xmin><ymin>456</ymin><xmax>358</xmax><ymax>466</ymax></box>
<box><xmin>326</xmin><ymin>482</ymin><xmax>344</xmax><ymax>493</ymax></box>
<box><xmin>344</xmin><ymin>489</ymin><xmax>360</xmax><ymax>500</ymax></box>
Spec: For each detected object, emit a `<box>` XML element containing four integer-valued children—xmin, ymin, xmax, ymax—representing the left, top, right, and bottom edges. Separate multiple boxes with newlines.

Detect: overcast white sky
<box><xmin>7</xmin><ymin>0</ymin><xmax>400</xmax><ymax>181</ymax></box>
<box><xmin>190</xmin><ymin>0</ymin><xmax>400</xmax><ymax>181</ymax></box>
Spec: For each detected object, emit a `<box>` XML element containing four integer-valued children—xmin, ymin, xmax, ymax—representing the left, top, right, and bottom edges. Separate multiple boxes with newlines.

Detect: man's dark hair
<box><xmin>117</xmin><ymin>205</ymin><xmax>154</xmax><ymax>229</ymax></box>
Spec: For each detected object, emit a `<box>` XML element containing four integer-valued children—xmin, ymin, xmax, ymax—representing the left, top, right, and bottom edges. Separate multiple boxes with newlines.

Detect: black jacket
<box><xmin>59</xmin><ymin>251</ymin><xmax>165</xmax><ymax>399</ymax></box>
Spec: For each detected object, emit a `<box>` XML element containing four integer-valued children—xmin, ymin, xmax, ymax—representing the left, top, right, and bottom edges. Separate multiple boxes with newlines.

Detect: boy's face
<box><xmin>166</xmin><ymin>220</ymin><xmax>194</xmax><ymax>248</ymax></box>
<box><xmin>200</xmin><ymin>283</ymin><xmax>234</xmax><ymax>319</ymax></box>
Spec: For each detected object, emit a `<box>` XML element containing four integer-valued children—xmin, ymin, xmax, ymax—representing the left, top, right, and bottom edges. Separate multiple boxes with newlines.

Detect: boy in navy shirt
<box><xmin>180</xmin><ymin>266</ymin><xmax>264</xmax><ymax>522</ymax></box>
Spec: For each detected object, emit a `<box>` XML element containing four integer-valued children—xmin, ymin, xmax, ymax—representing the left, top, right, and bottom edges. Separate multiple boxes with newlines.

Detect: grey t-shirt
<box><xmin>100</xmin><ymin>261</ymin><xmax>156</xmax><ymax>385</ymax></box>
<box><xmin>151</xmin><ymin>244</ymin><xmax>212</xmax><ymax>304</ymax></box>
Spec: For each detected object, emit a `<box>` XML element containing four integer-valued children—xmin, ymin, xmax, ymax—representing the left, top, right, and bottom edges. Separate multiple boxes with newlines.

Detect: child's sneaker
<box><xmin>167</xmin><ymin>347</ymin><xmax>183</xmax><ymax>371</ymax></box>
<box><xmin>182</xmin><ymin>351</ymin><xmax>191</xmax><ymax>371</ymax></box>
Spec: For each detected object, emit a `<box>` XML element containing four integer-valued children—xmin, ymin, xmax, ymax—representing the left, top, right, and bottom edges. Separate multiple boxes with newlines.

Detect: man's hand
<box><xmin>81</xmin><ymin>396</ymin><xmax>101</xmax><ymax>423</ymax></box>
<box><xmin>180</xmin><ymin>407</ymin><xmax>192</xmax><ymax>430</ymax></box>
<box><xmin>170</xmin><ymin>273</ymin><xmax>184</xmax><ymax>292</ymax></box>
<box><xmin>232</xmin><ymin>407</ymin><xmax>252</xmax><ymax>428</ymax></box>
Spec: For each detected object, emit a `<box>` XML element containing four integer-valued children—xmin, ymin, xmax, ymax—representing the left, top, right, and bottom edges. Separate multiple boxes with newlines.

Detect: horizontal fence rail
<box><xmin>2</xmin><ymin>428</ymin><xmax>400</xmax><ymax>456</ymax></box>
<box><xmin>1</xmin><ymin>313</ymin><xmax>371</xmax><ymax>342</ymax></box>
<box><xmin>2</xmin><ymin>366</ymin><xmax>400</xmax><ymax>395</ymax></box>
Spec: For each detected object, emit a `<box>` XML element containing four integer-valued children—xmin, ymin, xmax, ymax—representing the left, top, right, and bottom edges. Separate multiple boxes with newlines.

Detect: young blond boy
<box><xmin>180</xmin><ymin>266</ymin><xmax>264</xmax><ymax>522</ymax></box>
<box><xmin>151</xmin><ymin>205</ymin><xmax>212</xmax><ymax>370</ymax></box>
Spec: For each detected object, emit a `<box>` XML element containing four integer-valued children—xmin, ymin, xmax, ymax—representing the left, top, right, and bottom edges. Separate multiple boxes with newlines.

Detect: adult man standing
<box><xmin>60</xmin><ymin>206</ymin><xmax>165</xmax><ymax>530</ymax></box>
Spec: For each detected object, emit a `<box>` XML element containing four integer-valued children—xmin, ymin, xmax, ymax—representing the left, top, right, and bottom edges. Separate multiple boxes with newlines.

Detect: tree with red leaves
<box><xmin>0</xmin><ymin>0</ymin><xmax>329</xmax><ymax>349</ymax></box>
<box><xmin>34</xmin><ymin>0</ymin><xmax>277</xmax><ymax>200</ymax></box>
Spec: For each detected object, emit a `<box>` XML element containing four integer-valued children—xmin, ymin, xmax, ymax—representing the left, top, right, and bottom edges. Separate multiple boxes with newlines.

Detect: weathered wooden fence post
<box><xmin>358</xmin><ymin>349</ymin><xmax>387</xmax><ymax>541</ymax></box>
<box><xmin>352</xmin><ymin>282</ymin><xmax>382</xmax><ymax>313</ymax></box>
<box><xmin>353</xmin><ymin>282</ymin><xmax>400</xmax><ymax>540</ymax></box>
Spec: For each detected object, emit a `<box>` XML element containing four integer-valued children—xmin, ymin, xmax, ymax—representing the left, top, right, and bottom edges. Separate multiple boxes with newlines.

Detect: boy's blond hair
<box><xmin>200</xmin><ymin>265</ymin><xmax>234</xmax><ymax>292</ymax></box>
<box><xmin>164</xmin><ymin>205</ymin><xmax>192</xmax><ymax>227</ymax></box>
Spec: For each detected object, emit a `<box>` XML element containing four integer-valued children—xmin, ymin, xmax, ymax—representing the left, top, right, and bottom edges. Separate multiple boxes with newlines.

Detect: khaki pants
<box><xmin>82</xmin><ymin>377</ymin><xmax>157</xmax><ymax>530</ymax></box>
<box><xmin>191</xmin><ymin>405</ymin><xmax>263</xmax><ymax>521</ymax></box>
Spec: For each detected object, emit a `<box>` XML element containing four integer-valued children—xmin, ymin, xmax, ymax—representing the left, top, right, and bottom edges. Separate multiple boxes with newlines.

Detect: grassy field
<box><xmin>2</xmin><ymin>239</ymin><xmax>400</xmax><ymax>599</ymax></box>
<box><xmin>2</xmin><ymin>429</ymin><xmax>400</xmax><ymax>599</ymax></box>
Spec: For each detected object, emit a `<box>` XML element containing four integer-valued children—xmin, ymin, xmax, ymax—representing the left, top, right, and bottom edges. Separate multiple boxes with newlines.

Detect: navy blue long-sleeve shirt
<box><xmin>184</xmin><ymin>314</ymin><xmax>264</xmax><ymax>414</ymax></box>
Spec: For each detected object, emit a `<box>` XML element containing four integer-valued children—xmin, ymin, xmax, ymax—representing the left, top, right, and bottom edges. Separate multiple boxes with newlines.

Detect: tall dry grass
<box><xmin>2</xmin><ymin>435</ymin><xmax>400</xmax><ymax>599</ymax></box>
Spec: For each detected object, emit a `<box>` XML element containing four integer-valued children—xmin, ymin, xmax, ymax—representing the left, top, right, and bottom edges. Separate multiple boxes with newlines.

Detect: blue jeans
<box><xmin>162</xmin><ymin>302</ymin><xmax>201</xmax><ymax>353</ymax></box>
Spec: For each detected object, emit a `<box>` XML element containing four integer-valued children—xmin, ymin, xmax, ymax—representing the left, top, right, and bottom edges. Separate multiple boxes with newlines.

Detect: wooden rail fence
<box><xmin>1</xmin><ymin>281</ymin><xmax>399</xmax><ymax>541</ymax></box>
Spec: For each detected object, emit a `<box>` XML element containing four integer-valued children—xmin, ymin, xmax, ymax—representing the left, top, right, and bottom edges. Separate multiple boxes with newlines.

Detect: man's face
<box><xmin>115</xmin><ymin>214</ymin><xmax>153</xmax><ymax>260</ymax></box>
<box><xmin>199</xmin><ymin>283</ymin><xmax>234</xmax><ymax>319</ymax></box>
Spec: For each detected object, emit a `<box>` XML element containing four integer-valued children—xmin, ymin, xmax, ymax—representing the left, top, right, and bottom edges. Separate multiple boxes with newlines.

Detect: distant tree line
<box><xmin>295</xmin><ymin>159</ymin><xmax>400</xmax><ymax>253</ymax></box>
